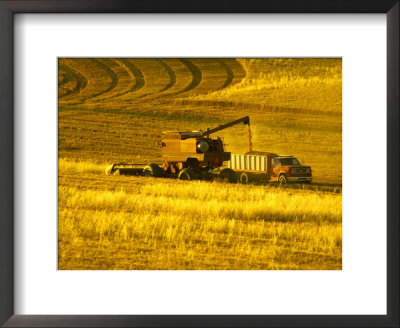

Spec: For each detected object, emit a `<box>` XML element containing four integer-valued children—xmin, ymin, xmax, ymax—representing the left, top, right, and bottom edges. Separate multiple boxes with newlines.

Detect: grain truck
<box><xmin>228</xmin><ymin>151</ymin><xmax>312</xmax><ymax>184</ymax></box>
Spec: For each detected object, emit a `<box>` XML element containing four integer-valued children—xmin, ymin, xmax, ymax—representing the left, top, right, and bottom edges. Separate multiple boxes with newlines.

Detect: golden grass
<box><xmin>59</xmin><ymin>158</ymin><xmax>106</xmax><ymax>175</ymax></box>
<box><xmin>58</xmin><ymin>167</ymin><xmax>341</xmax><ymax>270</ymax></box>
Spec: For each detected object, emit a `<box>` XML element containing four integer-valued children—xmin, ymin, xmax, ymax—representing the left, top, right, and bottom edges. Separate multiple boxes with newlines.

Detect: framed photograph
<box><xmin>1</xmin><ymin>1</ymin><xmax>398</xmax><ymax>327</ymax></box>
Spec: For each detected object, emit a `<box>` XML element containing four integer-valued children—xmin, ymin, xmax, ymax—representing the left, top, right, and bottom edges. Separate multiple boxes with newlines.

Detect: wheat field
<box><xmin>58</xmin><ymin>58</ymin><xmax>342</xmax><ymax>270</ymax></box>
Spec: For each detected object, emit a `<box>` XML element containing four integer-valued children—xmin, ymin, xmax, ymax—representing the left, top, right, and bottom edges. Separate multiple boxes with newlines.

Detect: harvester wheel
<box><xmin>178</xmin><ymin>168</ymin><xmax>198</xmax><ymax>180</ymax></box>
<box><xmin>219</xmin><ymin>168</ymin><xmax>237</xmax><ymax>183</ymax></box>
<box><xmin>279</xmin><ymin>174</ymin><xmax>287</xmax><ymax>185</ymax></box>
<box><xmin>143</xmin><ymin>163</ymin><xmax>164</xmax><ymax>177</ymax></box>
<box><xmin>240</xmin><ymin>172</ymin><xmax>248</xmax><ymax>184</ymax></box>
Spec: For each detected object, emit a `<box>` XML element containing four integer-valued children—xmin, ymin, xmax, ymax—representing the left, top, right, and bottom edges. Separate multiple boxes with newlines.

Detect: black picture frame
<box><xmin>0</xmin><ymin>1</ymin><xmax>398</xmax><ymax>327</ymax></box>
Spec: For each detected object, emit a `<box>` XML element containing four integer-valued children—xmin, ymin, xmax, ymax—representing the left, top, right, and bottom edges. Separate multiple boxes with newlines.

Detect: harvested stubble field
<box><xmin>58</xmin><ymin>58</ymin><xmax>342</xmax><ymax>270</ymax></box>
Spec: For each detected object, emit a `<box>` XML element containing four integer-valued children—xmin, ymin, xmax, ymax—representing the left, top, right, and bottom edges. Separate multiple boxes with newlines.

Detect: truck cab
<box><xmin>271</xmin><ymin>156</ymin><xmax>312</xmax><ymax>184</ymax></box>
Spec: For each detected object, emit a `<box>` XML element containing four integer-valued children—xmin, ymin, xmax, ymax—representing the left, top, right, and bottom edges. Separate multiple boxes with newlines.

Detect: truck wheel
<box><xmin>240</xmin><ymin>172</ymin><xmax>248</xmax><ymax>184</ymax></box>
<box><xmin>279</xmin><ymin>174</ymin><xmax>287</xmax><ymax>185</ymax></box>
<box><xmin>178</xmin><ymin>168</ymin><xmax>198</xmax><ymax>180</ymax></box>
<box><xmin>219</xmin><ymin>168</ymin><xmax>237</xmax><ymax>183</ymax></box>
<box><xmin>143</xmin><ymin>163</ymin><xmax>163</xmax><ymax>177</ymax></box>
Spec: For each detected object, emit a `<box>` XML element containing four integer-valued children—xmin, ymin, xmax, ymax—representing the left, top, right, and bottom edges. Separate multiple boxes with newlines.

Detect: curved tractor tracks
<box><xmin>114</xmin><ymin>58</ymin><xmax>145</xmax><ymax>96</ymax></box>
<box><xmin>58</xmin><ymin>58</ymin><xmax>246</xmax><ymax>107</ymax></box>
<box><xmin>216</xmin><ymin>59</ymin><xmax>235</xmax><ymax>90</ymax></box>
<box><xmin>174</xmin><ymin>58</ymin><xmax>202</xmax><ymax>96</ymax></box>
<box><xmin>58</xmin><ymin>64</ymin><xmax>88</xmax><ymax>99</ymax></box>
<box><xmin>153</xmin><ymin>59</ymin><xmax>176</xmax><ymax>93</ymax></box>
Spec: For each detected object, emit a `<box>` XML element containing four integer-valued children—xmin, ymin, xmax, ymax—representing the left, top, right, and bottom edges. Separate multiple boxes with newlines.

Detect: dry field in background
<box><xmin>58</xmin><ymin>58</ymin><xmax>342</xmax><ymax>270</ymax></box>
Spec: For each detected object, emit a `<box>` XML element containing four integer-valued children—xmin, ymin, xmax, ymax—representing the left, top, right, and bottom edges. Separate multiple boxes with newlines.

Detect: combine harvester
<box><xmin>106</xmin><ymin>116</ymin><xmax>251</xmax><ymax>182</ymax></box>
<box><xmin>106</xmin><ymin>116</ymin><xmax>312</xmax><ymax>184</ymax></box>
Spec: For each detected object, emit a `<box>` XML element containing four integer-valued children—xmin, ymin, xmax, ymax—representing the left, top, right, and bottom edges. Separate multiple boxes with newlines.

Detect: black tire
<box><xmin>279</xmin><ymin>174</ymin><xmax>287</xmax><ymax>185</ymax></box>
<box><xmin>178</xmin><ymin>168</ymin><xmax>198</xmax><ymax>180</ymax></box>
<box><xmin>143</xmin><ymin>163</ymin><xmax>163</xmax><ymax>177</ymax></box>
<box><xmin>240</xmin><ymin>172</ymin><xmax>249</xmax><ymax>184</ymax></box>
<box><xmin>219</xmin><ymin>168</ymin><xmax>237</xmax><ymax>183</ymax></box>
